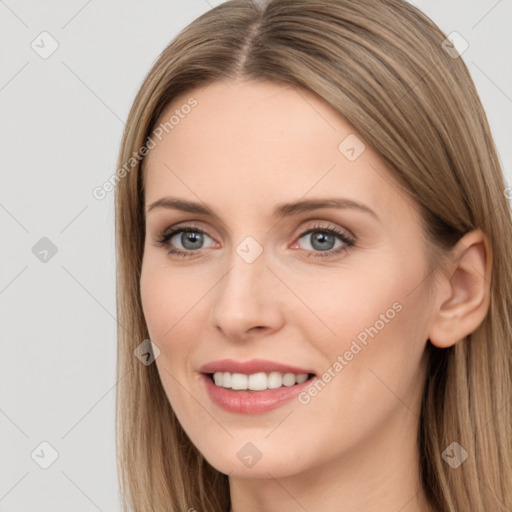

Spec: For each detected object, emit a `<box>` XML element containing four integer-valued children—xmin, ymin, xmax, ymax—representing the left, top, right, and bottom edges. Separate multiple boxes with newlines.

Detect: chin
<box><xmin>197</xmin><ymin>442</ymin><xmax>309</xmax><ymax>479</ymax></box>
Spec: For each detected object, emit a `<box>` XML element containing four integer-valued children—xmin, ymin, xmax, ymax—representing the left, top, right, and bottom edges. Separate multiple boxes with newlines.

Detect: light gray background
<box><xmin>0</xmin><ymin>1</ymin><xmax>510</xmax><ymax>510</ymax></box>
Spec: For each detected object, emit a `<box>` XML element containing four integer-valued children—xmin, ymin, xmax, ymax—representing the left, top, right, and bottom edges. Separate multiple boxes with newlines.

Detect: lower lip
<box><xmin>201</xmin><ymin>373</ymin><xmax>315</xmax><ymax>414</ymax></box>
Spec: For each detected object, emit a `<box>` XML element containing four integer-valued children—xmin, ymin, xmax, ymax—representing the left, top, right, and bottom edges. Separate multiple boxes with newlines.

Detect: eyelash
<box><xmin>155</xmin><ymin>222</ymin><xmax>356</xmax><ymax>260</ymax></box>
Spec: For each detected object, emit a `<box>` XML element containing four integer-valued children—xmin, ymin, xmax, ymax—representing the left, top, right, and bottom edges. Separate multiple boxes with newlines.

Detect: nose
<box><xmin>209</xmin><ymin>248</ymin><xmax>285</xmax><ymax>342</ymax></box>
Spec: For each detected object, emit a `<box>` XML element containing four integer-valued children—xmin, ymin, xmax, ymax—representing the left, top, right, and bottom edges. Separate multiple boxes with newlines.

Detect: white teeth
<box><xmin>296</xmin><ymin>373</ymin><xmax>308</xmax><ymax>384</ymax></box>
<box><xmin>211</xmin><ymin>371</ymin><xmax>310</xmax><ymax>390</ymax></box>
<box><xmin>231</xmin><ymin>373</ymin><xmax>248</xmax><ymax>390</ymax></box>
<box><xmin>222</xmin><ymin>372</ymin><xmax>231</xmax><ymax>388</ymax></box>
<box><xmin>282</xmin><ymin>373</ymin><xmax>296</xmax><ymax>386</ymax></box>
<box><xmin>268</xmin><ymin>371</ymin><xmax>282</xmax><ymax>389</ymax></box>
<box><xmin>248</xmin><ymin>372</ymin><xmax>267</xmax><ymax>391</ymax></box>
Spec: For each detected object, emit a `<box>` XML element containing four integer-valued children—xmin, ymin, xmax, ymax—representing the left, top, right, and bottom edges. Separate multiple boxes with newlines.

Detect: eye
<box><xmin>153</xmin><ymin>222</ymin><xmax>356</xmax><ymax>259</ymax></box>
<box><xmin>155</xmin><ymin>223</ymin><xmax>216</xmax><ymax>257</ymax></box>
<box><xmin>293</xmin><ymin>224</ymin><xmax>355</xmax><ymax>259</ymax></box>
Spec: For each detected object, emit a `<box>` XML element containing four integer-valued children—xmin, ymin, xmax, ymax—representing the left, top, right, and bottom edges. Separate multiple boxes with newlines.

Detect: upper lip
<box><xmin>199</xmin><ymin>358</ymin><xmax>315</xmax><ymax>376</ymax></box>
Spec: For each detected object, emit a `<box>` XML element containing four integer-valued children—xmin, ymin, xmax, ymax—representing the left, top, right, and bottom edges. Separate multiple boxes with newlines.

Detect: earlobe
<box><xmin>428</xmin><ymin>229</ymin><xmax>492</xmax><ymax>349</ymax></box>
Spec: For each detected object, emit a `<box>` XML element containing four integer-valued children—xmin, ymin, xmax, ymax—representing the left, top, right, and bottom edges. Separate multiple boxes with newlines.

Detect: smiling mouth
<box><xmin>207</xmin><ymin>371</ymin><xmax>316</xmax><ymax>391</ymax></box>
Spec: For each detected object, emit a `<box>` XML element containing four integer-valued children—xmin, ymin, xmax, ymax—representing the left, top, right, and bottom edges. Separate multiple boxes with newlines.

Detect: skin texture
<box><xmin>140</xmin><ymin>78</ymin><xmax>491</xmax><ymax>512</ymax></box>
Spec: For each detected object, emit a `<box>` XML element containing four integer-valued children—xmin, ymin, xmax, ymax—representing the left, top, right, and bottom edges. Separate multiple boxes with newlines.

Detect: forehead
<box><xmin>143</xmin><ymin>79</ymin><xmax>418</xmax><ymax>223</ymax></box>
<box><xmin>149</xmin><ymin>79</ymin><xmax>344</xmax><ymax>160</ymax></box>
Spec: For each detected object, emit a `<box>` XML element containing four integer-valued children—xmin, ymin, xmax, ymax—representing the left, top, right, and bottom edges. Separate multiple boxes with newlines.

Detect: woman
<box><xmin>114</xmin><ymin>0</ymin><xmax>512</xmax><ymax>510</ymax></box>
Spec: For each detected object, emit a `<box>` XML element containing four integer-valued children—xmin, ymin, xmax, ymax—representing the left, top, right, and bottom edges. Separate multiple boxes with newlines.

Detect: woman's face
<box><xmin>140</xmin><ymin>78</ymin><xmax>436</xmax><ymax>478</ymax></box>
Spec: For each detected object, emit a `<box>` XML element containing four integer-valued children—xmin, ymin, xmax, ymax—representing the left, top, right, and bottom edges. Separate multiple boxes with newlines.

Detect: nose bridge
<box><xmin>209</xmin><ymin>236</ymin><xmax>283</xmax><ymax>339</ymax></box>
<box><xmin>222</xmin><ymin>231</ymin><xmax>269</xmax><ymax>296</ymax></box>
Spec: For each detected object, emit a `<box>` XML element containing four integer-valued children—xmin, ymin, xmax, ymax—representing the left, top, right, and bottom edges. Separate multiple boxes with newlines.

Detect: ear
<box><xmin>428</xmin><ymin>229</ymin><xmax>492</xmax><ymax>348</ymax></box>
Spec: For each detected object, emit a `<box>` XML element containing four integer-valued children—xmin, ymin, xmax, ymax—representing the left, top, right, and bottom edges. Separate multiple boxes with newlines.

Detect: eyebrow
<box><xmin>145</xmin><ymin>197</ymin><xmax>379</xmax><ymax>221</ymax></box>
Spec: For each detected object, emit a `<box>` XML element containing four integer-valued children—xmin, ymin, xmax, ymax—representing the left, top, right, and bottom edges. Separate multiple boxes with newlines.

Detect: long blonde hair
<box><xmin>114</xmin><ymin>0</ymin><xmax>512</xmax><ymax>510</ymax></box>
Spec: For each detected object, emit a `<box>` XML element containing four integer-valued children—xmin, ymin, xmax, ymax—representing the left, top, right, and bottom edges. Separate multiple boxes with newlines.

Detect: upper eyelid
<box><xmin>150</xmin><ymin>206</ymin><xmax>360</xmax><ymax>232</ymax></box>
<box><xmin>158</xmin><ymin>221</ymin><xmax>354</xmax><ymax>244</ymax></box>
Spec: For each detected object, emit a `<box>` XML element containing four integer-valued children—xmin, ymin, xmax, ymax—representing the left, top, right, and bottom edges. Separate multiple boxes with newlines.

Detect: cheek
<box><xmin>278</xmin><ymin>255</ymin><xmax>408</xmax><ymax>340</ymax></box>
<box><xmin>140</xmin><ymin>258</ymin><xmax>202</xmax><ymax>340</ymax></box>
<box><xmin>139</xmin><ymin>257</ymin><xmax>213</xmax><ymax>394</ymax></box>
<box><xmin>140</xmin><ymin>264</ymin><xmax>166</xmax><ymax>339</ymax></box>
<box><xmin>139</xmin><ymin>260</ymin><xmax>200</xmax><ymax>411</ymax></box>
<box><xmin>289</xmin><ymin>249</ymin><xmax>430</xmax><ymax>377</ymax></box>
